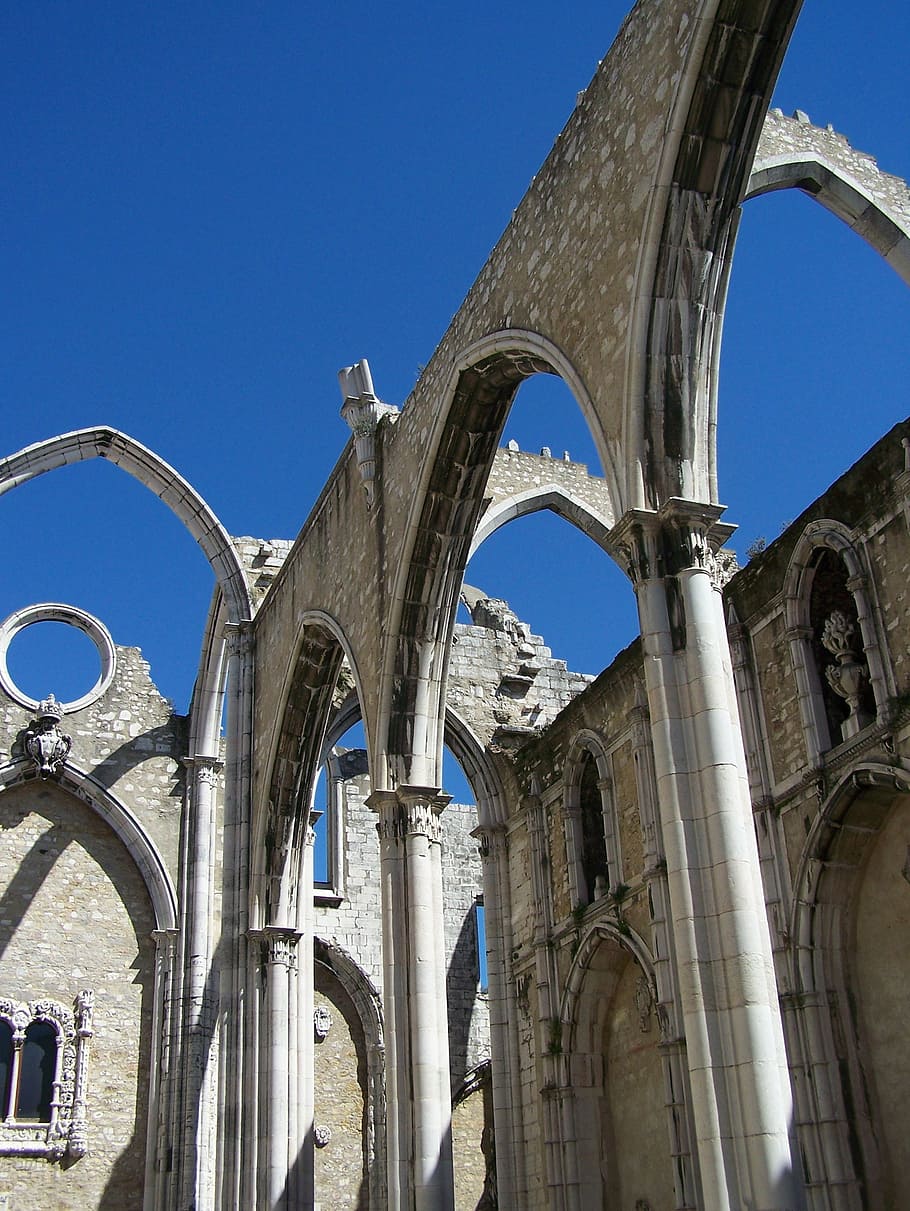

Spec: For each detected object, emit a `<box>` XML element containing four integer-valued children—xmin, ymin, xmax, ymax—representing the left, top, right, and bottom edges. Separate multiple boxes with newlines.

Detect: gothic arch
<box><xmin>257</xmin><ymin>613</ymin><xmax>366</xmax><ymax>926</ymax></box>
<box><xmin>468</xmin><ymin>483</ymin><xmax>614</xmax><ymax>559</ymax></box>
<box><xmin>557</xmin><ymin>922</ymin><xmax>677</xmax><ymax>1209</ymax></box>
<box><xmin>630</xmin><ymin>1</ymin><xmax>803</xmax><ymax>508</ymax></box>
<box><xmin>379</xmin><ymin>330</ymin><xmax>608</xmax><ymax>788</ymax></box>
<box><xmin>787</xmin><ymin>764</ymin><xmax>910</xmax><ymax>1206</ymax></box>
<box><xmin>0</xmin><ymin>757</ymin><xmax>177</xmax><ymax>931</ymax></box>
<box><xmin>746</xmin><ymin>140</ymin><xmax>910</xmax><ymax>286</ymax></box>
<box><xmin>314</xmin><ymin>937</ymin><xmax>385</xmax><ymax>1211</ymax></box>
<box><xmin>0</xmin><ymin>428</ymin><xmax>253</xmax><ymax>625</ymax></box>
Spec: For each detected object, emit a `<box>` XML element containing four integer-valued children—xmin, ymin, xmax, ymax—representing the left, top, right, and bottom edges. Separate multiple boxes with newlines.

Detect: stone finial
<box><xmin>338</xmin><ymin>358</ymin><xmax>399</xmax><ymax>507</ymax></box>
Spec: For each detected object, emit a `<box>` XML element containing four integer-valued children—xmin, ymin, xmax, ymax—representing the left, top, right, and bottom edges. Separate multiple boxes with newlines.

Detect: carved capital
<box><xmin>339</xmin><ymin>359</ymin><xmax>399</xmax><ymax>507</ymax></box>
<box><xmin>398</xmin><ymin>786</ymin><xmax>449</xmax><ymax>842</ymax></box>
<box><xmin>368</xmin><ymin>786</ymin><xmax>449</xmax><ymax>842</ymax></box>
<box><xmin>224</xmin><ymin>619</ymin><xmax>254</xmax><ymax>658</ymax></box>
<box><xmin>472</xmin><ymin>823</ymin><xmax>508</xmax><ymax>861</ymax></box>
<box><xmin>259</xmin><ymin>926</ymin><xmax>300</xmax><ymax>970</ymax></box>
<box><xmin>607</xmin><ymin>500</ymin><xmax>733</xmax><ymax>583</ymax></box>
<box><xmin>184</xmin><ymin>755</ymin><xmax>224</xmax><ymax>789</ymax></box>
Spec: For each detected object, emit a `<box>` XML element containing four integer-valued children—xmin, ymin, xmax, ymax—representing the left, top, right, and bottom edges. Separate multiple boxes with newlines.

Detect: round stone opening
<box><xmin>0</xmin><ymin>604</ymin><xmax>116</xmax><ymax>714</ymax></box>
<box><xmin>7</xmin><ymin>621</ymin><xmax>101</xmax><ymax>706</ymax></box>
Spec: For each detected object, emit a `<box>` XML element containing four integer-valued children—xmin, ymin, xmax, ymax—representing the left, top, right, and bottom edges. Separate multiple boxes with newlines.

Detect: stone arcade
<box><xmin>1</xmin><ymin>2</ymin><xmax>910</xmax><ymax>1208</ymax></box>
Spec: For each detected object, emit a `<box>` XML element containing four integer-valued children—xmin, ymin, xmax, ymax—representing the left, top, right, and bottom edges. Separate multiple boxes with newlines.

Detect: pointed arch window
<box><xmin>564</xmin><ymin>735</ymin><xmax>622</xmax><ymax>908</ymax></box>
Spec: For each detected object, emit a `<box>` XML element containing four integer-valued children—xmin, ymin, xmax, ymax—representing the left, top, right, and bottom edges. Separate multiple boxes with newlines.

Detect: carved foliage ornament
<box><xmin>821</xmin><ymin>610</ymin><xmax>871</xmax><ymax>737</ymax></box>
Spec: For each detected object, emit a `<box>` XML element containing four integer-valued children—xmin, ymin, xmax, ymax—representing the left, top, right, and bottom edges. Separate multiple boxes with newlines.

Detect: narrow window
<box><xmin>475</xmin><ymin>900</ymin><xmax>488</xmax><ymax>993</ymax></box>
<box><xmin>17</xmin><ymin>1021</ymin><xmax>56</xmax><ymax>1122</ymax></box>
<box><xmin>0</xmin><ymin>1021</ymin><xmax>12</xmax><ymax>1119</ymax></box>
<box><xmin>580</xmin><ymin>752</ymin><xmax>608</xmax><ymax>899</ymax></box>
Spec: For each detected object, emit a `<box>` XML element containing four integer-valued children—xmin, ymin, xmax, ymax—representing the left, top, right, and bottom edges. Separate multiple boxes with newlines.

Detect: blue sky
<box><xmin>2</xmin><ymin>1</ymin><xmax>908</xmax><ymax>719</ymax></box>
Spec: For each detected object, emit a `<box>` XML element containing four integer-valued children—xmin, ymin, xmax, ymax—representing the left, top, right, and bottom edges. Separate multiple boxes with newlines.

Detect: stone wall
<box><xmin>0</xmin><ymin>781</ymin><xmax>155</xmax><ymax>1211</ymax></box>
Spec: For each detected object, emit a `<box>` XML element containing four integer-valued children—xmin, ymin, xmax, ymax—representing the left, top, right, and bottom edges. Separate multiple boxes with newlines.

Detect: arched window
<box><xmin>785</xmin><ymin>521</ymin><xmax>890</xmax><ymax>762</ymax></box>
<box><xmin>17</xmin><ymin>1022</ymin><xmax>57</xmax><ymax>1122</ymax></box>
<box><xmin>564</xmin><ymin>735</ymin><xmax>622</xmax><ymax>908</ymax></box>
<box><xmin>0</xmin><ymin>993</ymin><xmax>93</xmax><ymax>1159</ymax></box>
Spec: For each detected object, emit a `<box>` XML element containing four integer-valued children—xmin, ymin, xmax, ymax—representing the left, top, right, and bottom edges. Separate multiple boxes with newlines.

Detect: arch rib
<box><xmin>0</xmin><ymin>427</ymin><xmax>253</xmax><ymax>624</ymax></box>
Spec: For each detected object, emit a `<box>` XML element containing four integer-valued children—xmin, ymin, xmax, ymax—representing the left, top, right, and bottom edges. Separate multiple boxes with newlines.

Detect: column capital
<box><xmin>607</xmin><ymin>499</ymin><xmax>735</xmax><ymax>584</ymax></box>
<box><xmin>250</xmin><ymin>925</ymin><xmax>301</xmax><ymax>970</ymax></box>
<box><xmin>367</xmin><ymin>785</ymin><xmax>450</xmax><ymax>842</ymax></box>
<box><xmin>223</xmin><ymin>618</ymin><xmax>255</xmax><ymax>656</ymax></box>
<box><xmin>471</xmin><ymin>821</ymin><xmax>508</xmax><ymax>860</ymax></box>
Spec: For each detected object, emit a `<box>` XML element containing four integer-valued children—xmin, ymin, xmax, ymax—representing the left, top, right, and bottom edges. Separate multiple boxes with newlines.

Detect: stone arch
<box><xmin>0</xmin><ymin>757</ymin><xmax>177</xmax><ymax>931</ymax></box>
<box><xmin>313</xmin><ymin>937</ymin><xmax>385</xmax><ymax>1211</ymax></box>
<box><xmin>559</xmin><ymin>921</ymin><xmax>676</xmax><ymax>1210</ymax></box>
<box><xmin>379</xmin><ymin>330</ymin><xmax>612</xmax><ymax>788</ymax></box>
<box><xmin>746</xmin><ymin>121</ymin><xmax>910</xmax><ymax>286</ymax></box>
<box><xmin>468</xmin><ymin>483</ymin><xmax>614</xmax><ymax>559</ymax></box>
<box><xmin>257</xmin><ymin>613</ymin><xmax>367</xmax><ymax>926</ymax></box>
<box><xmin>784</xmin><ymin>519</ymin><xmax>890</xmax><ymax>762</ymax></box>
<box><xmin>0</xmin><ymin>427</ymin><xmax>253</xmax><ymax>625</ymax></box>
<box><xmin>562</xmin><ymin>731</ymin><xmax>622</xmax><ymax>907</ymax></box>
<box><xmin>631</xmin><ymin>2</ymin><xmax>803</xmax><ymax>508</ymax></box>
<box><xmin>788</xmin><ymin>764</ymin><xmax>910</xmax><ymax>1207</ymax></box>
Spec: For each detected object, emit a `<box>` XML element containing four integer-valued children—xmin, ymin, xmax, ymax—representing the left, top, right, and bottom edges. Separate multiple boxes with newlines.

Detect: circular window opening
<box><xmin>6</xmin><ymin>621</ymin><xmax>103</xmax><ymax>706</ymax></box>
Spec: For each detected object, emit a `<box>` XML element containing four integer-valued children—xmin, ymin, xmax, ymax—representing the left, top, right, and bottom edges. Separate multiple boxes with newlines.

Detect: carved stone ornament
<box><xmin>635</xmin><ymin>975</ymin><xmax>654</xmax><ymax>1033</ymax></box>
<box><xmin>821</xmin><ymin>610</ymin><xmax>871</xmax><ymax>739</ymax></box>
<box><xmin>314</xmin><ymin>1125</ymin><xmax>331</xmax><ymax>1148</ymax></box>
<box><xmin>24</xmin><ymin>695</ymin><xmax>72</xmax><ymax>778</ymax></box>
<box><xmin>0</xmin><ymin>990</ymin><xmax>94</xmax><ymax>1160</ymax></box>
<box><xmin>314</xmin><ymin>1005</ymin><xmax>333</xmax><ymax>1041</ymax></box>
<box><xmin>339</xmin><ymin>359</ymin><xmax>399</xmax><ymax>507</ymax></box>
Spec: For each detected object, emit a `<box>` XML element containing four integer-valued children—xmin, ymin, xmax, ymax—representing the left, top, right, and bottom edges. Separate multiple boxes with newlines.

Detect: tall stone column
<box><xmin>257</xmin><ymin>925</ymin><xmax>301</xmax><ymax>1211</ymax></box>
<box><xmin>610</xmin><ymin>500</ymin><xmax>803</xmax><ymax>1211</ymax></box>
<box><xmin>368</xmin><ymin>785</ymin><xmax>455</xmax><ymax>1211</ymax></box>
<box><xmin>474</xmin><ymin>823</ymin><xmax>522</xmax><ymax>1209</ymax></box>
<box><xmin>177</xmin><ymin>753</ymin><xmax>223</xmax><ymax>1211</ymax></box>
<box><xmin>149</xmin><ymin>927</ymin><xmax>179</xmax><ymax>1211</ymax></box>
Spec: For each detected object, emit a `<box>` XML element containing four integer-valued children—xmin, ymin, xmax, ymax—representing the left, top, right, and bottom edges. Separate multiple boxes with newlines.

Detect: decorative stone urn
<box><xmin>821</xmin><ymin>610</ymin><xmax>871</xmax><ymax>740</ymax></box>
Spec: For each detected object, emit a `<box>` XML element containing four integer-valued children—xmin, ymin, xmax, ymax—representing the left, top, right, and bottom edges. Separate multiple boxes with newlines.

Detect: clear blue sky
<box><xmin>2</xmin><ymin>1</ymin><xmax>908</xmax><ymax>716</ymax></box>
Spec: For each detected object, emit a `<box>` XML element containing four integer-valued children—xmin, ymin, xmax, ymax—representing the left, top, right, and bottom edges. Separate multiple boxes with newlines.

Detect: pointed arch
<box><xmin>256</xmin><ymin>612</ymin><xmax>367</xmax><ymax>926</ymax></box>
<box><xmin>469</xmin><ymin>483</ymin><xmax>614</xmax><ymax>559</ymax></box>
<box><xmin>746</xmin><ymin>140</ymin><xmax>910</xmax><ymax>286</ymax></box>
<box><xmin>0</xmin><ymin>428</ymin><xmax>253</xmax><ymax>625</ymax></box>
<box><xmin>379</xmin><ymin>330</ymin><xmax>612</xmax><ymax>788</ymax></box>
<box><xmin>629</xmin><ymin>2</ymin><xmax>802</xmax><ymax>508</ymax></box>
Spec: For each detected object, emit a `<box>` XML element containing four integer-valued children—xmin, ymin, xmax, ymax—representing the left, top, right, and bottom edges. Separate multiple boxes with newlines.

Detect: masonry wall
<box><xmin>0</xmin><ymin>780</ymin><xmax>155</xmax><ymax>1211</ymax></box>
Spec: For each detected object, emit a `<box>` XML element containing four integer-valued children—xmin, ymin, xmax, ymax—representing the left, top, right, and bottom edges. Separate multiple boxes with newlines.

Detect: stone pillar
<box><xmin>177</xmin><ymin>753</ymin><xmax>223</xmax><ymax>1211</ymax></box>
<box><xmin>610</xmin><ymin>500</ymin><xmax>803</xmax><ymax>1211</ymax></box>
<box><xmin>222</xmin><ymin>619</ymin><xmax>255</xmax><ymax>1211</ymax></box>
<box><xmin>149</xmin><ymin>927</ymin><xmax>178</xmax><ymax>1211</ymax></box>
<box><xmin>474</xmin><ymin>823</ymin><xmax>522</xmax><ymax>1209</ymax></box>
<box><xmin>368</xmin><ymin>785</ymin><xmax>455</xmax><ymax>1211</ymax></box>
<box><xmin>258</xmin><ymin>925</ymin><xmax>301</xmax><ymax>1211</ymax></box>
<box><xmin>293</xmin><ymin>810</ymin><xmax>317</xmax><ymax>1207</ymax></box>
